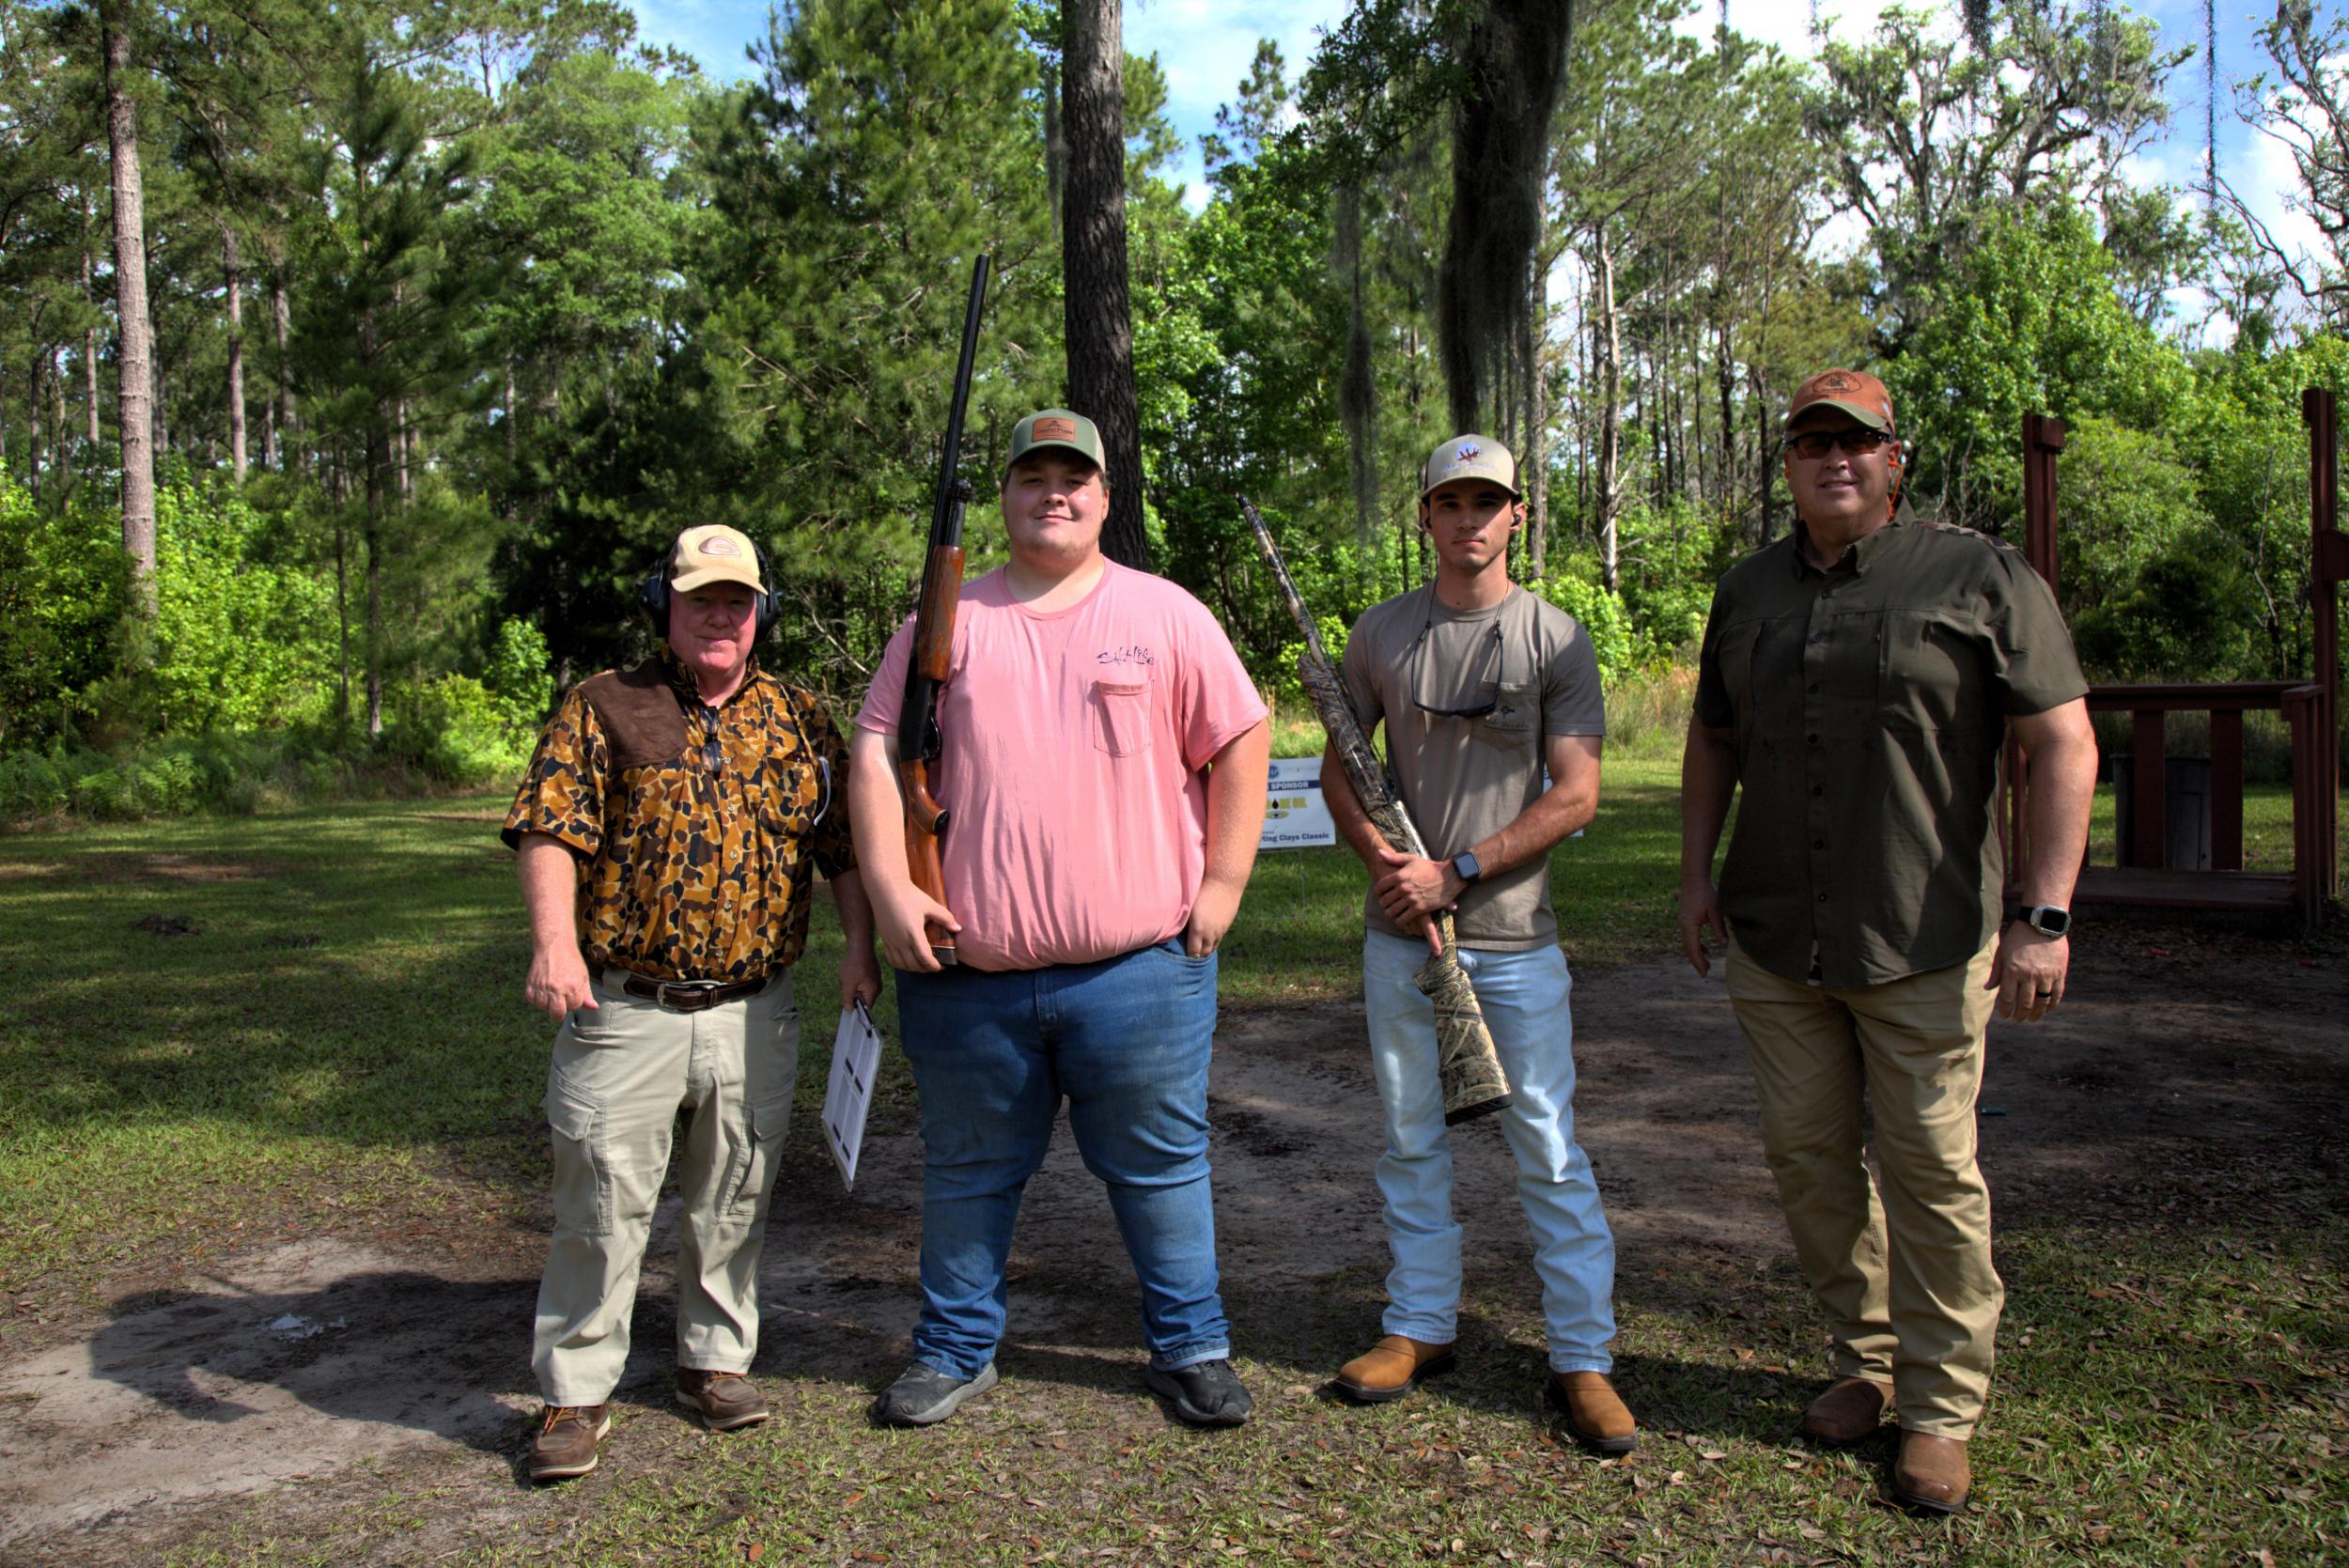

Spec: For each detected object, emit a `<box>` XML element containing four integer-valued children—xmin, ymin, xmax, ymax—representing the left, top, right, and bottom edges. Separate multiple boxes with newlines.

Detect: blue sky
<box><xmin>622</xmin><ymin>1</ymin><xmax>2310</xmax><ymax>303</ymax></box>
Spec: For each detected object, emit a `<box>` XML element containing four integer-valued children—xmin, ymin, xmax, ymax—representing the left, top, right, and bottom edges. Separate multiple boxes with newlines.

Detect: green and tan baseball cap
<box><xmin>667</xmin><ymin>524</ymin><xmax>766</xmax><ymax>594</ymax></box>
<box><xmin>1004</xmin><ymin>408</ymin><xmax>1105</xmax><ymax>474</ymax></box>
<box><xmin>1784</xmin><ymin>368</ymin><xmax>1895</xmax><ymax>432</ymax></box>
<box><xmin>1420</xmin><ymin>434</ymin><xmax>1520</xmax><ymax>500</ymax></box>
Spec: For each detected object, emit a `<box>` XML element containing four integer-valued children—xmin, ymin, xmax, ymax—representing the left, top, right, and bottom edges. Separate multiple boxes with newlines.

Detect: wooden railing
<box><xmin>2012</xmin><ymin>398</ymin><xmax>2342</xmax><ymax>932</ymax></box>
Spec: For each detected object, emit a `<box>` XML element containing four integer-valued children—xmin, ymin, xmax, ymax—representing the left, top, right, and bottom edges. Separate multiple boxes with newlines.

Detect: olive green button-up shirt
<box><xmin>1693</xmin><ymin>512</ymin><xmax>2087</xmax><ymax>987</ymax></box>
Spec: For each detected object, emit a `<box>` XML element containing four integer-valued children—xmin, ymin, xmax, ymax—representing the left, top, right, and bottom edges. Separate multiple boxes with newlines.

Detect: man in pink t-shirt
<box><xmin>848</xmin><ymin>408</ymin><xmax>1271</xmax><ymax>1429</ymax></box>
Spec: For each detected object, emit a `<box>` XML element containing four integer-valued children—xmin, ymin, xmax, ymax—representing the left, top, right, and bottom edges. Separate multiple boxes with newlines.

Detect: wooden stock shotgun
<box><xmin>896</xmin><ymin>255</ymin><xmax>990</xmax><ymax>966</ymax></box>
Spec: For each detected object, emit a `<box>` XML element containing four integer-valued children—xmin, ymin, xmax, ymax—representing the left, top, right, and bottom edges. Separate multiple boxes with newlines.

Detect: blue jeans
<box><xmin>894</xmin><ymin>939</ymin><xmax>1230</xmax><ymax>1380</ymax></box>
<box><xmin>1362</xmin><ymin>931</ymin><xmax>1618</xmax><ymax>1372</ymax></box>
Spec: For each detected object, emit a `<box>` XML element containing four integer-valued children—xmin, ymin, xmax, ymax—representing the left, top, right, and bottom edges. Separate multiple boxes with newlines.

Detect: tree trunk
<box><xmin>1750</xmin><ymin>364</ymin><xmax>1773</xmax><ymax>546</ymax></box>
<box><xmin>224</xmin><ymin>224</ymin><xmax>246</xmax><ymax>482</ymax></box>
<box><xmin>361</xmin><ymin>315</ymin><xmax>386</xmax><ymax>738</ymax></box>
<box><xmin>1041</xmin><ymin>59</ymin><xmax>1066</xmax><ymax>240</ymax></box>
<box><xmin>101</xmin><ymin>0</ymin><xmax>157</xmax><ymax>612</ymax></box>
<box><xmin>1592</xmin><ymin>222</ymin><xmax>1622</xmax><ymax>593</ymax></box>
<box><xmin>28</xmin><ymin>344</ymin><xmax>45</xmax><ymax>502</ymax></box>
<box><xmin>1335</xmin><ymin>180</ymin><xmax>1378</xmax><ymax>547</ymax></box>
<box><xmin>503</xmin><ymin>358</ymin><xmax>518</xmax><ymax>458</ymax></box>
<box><xmin>272</xmin><ymin>269</ymin><xmax>294</xmax><ymax>471</ymax></box>
<box><xmin>53</xmin><ymin>347</ymin><xmax>71</xmax><ymax>491</ymax></box>
<box><xmin>1060</xmin><ymin>0</ymin><xmax>1150</xmax><ymax>571</ymax></box>
<box><xmin>1522</xmin><ymin>271</ymin><xmax>1548</xmax><ymax>579</ymax></box>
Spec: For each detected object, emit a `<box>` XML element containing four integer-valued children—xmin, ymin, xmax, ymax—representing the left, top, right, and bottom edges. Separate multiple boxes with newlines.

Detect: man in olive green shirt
<box><xmin>1677</xmin><ymin>369</ymin><xmax>2097</xmax><ymax>1514</ymax></box>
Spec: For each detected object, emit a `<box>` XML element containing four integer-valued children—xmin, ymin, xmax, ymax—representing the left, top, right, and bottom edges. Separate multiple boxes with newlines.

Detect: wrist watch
<box><xmin>2016</xmin><ymin>904</ymin><xmax>2071</xmax><ymax>938</ymax></box>
<box><xmin>1452</xmin><ymin>850</ymin><xmax>1483</xmax><ymax>887</ymax></box>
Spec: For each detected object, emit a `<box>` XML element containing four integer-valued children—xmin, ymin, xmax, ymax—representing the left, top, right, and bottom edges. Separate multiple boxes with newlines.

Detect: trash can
<box><xmin>2112</xmin><ymin>754</ymin><xmax>2212</xmax><ymax>870</ymax></box>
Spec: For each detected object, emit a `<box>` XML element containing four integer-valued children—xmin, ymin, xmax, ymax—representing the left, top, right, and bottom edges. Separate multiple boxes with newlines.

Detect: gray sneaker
<box><xmin>1144</xmin><ymin>1358</ymin><xmax>1252</xmax><ymax>1427</ymax></box>
<box><xmin>874</xmin><ymin>1360</ymin><xmax>998</xmax><ymax>1426</ymax></box>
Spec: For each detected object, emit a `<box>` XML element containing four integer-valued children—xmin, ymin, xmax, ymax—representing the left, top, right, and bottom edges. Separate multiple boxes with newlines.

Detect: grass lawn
<box><xmin>2</xmin><ymin>764</ymin><xmax>2344</xmax><ymax>1565</ymax></box>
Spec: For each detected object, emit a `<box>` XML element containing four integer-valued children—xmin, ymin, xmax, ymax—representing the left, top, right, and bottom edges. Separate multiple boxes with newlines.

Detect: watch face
<box><xmin>2030</xmin><ymin>907</ymin><xmax>2070</xmax><ymax>937</ymax></box>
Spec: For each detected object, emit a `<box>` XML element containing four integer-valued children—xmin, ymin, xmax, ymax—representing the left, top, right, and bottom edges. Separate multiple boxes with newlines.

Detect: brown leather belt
<box><xmin>602</xmin><ymin>968</ymin><xmax>769</xmax><ymax>1012</ymax></box>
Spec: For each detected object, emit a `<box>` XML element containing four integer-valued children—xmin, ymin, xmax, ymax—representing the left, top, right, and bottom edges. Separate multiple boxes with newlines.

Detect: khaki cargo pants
<box><xmin>1725</xmin><ymin>937</ymin><xmax>2001</xmax><ymax>1439</ymax></box>
<box><xmin>534</xmin><ymin>968</ymin><xmax>799</xmax><ymax>1406</ymax></box>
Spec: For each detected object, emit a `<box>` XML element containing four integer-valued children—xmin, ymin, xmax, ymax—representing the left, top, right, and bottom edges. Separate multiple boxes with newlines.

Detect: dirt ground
<box><xmin>3</xmin><ymin>926</ymin><xmax>2342</xmax><ymax>1563</ymax></box>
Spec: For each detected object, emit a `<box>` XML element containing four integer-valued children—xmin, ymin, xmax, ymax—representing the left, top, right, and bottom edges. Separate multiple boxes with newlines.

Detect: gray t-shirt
<box><xmin>1339</xmin><ymin>583</ymin><xmax>1606</xmax><ymax>951</ymax></box>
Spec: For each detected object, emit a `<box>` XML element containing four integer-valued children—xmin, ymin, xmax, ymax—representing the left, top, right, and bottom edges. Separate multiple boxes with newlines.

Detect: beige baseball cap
<box><xmin>666</xmin><ymin>524</ymin><xmax>765</xmax><ymax>594</ymax></box>
<box><xmin>1004</xmin><ymin>408</ymin><xmax>1106</xmax><ymax>474</ymax></box>
<box><xmin>1420</xmin><ymin>434</ymin><xmax>1520</xmax><ymax>500</ymax></box>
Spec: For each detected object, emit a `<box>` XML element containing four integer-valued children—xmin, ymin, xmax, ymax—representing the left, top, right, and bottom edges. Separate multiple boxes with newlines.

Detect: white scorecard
<box><xmin>1260</xmin><ymin>755</ymin><xmax>1338</xmax><ymax>848</ymax></box>
<box><xmin>821</xmin><ymin>1001</ymin><xmax>883</xmax><ymax>1191</ymax></box>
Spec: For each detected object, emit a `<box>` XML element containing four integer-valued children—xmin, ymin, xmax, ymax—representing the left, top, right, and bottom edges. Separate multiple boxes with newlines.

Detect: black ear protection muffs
<box><xmin>639</xmin><ymin>536</ymin><xmax>784</xmax><ymax>642</ymax></box>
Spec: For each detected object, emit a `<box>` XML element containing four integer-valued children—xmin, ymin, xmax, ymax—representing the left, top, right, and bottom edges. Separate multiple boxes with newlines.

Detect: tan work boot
<box><xmin>1332</xmin><ymin>1335</ymin><xmax>1456</xmax><ymax>1404</ymax></box>
<box><xmin>1800</xmin><ymin>1376</ymin><xmax>1893</xmax><ymax>1447</ymax></box>
<box><xmin>527</xmin><ymin>1404</ymin><xmax>611</xmax><ymax>1483</ymax></box>
<box><xmin>676</xmin><ymin>1368</ymin><xmax>771</xmax><ymax>1431</ymax></box>
<box><xmin>1548</xmin><ymin>1371</ymin><xmax>1639</xmax><ymax>1454</ymax></box>
<box><xmin>1891</xmin><ymin>1430</ymin><xmax>1971</xmax><ymax>1514</ymax></box>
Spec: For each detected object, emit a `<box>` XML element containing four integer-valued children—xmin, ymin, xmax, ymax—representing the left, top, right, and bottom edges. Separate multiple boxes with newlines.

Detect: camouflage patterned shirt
<box><xmin>503</xmin><ymin>653</ymin><xmax>854</xmax><ymax>983</ymax></box>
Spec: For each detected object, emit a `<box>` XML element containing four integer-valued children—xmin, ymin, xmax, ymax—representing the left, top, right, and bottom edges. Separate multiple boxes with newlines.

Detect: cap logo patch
<box><xmin>1455</xmin><ymin>442</ymin><xmax>1481</xmax><ymax>461</ymax></box>
<box><xmin>1032</xmin><ymin>417</ymin><xmax>1079</xmax><ymax>442</ymax></box>
<box><xmin>1819</xmin><ymin>372</ymin><xmax>1857</xmax><ymax>392</ymax></box>
<box><xmin>697</xmin><ymin>535</ymin><xmax>741</xmax><ymax>556</ymax></box>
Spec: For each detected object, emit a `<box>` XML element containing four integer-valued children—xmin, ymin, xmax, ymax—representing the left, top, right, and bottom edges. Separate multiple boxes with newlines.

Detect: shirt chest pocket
<box><xmin>1876</xmin><ymin>610</ymin><xmax>1973</xmax><ymax>732</ymax></box>
<box><xmin>1477</xmin><ymin>682</ymin><xmax>1538</xmax><ymax>750</ymax></box>
<box><xmin>1089</xmin><ymin>674</ymin><xmax>1155</xmax><ymax>757</ymax></box>
<box><xmin>754</xmin><ymin>757</ymin><xmax>822</xmax><ymax>845</ymax></box>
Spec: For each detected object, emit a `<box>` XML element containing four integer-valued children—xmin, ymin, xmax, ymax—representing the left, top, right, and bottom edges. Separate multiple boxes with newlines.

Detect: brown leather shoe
<box><xmin>1891</xmin><ymin>1430</ymin><xmax>1971</xmax><ymax>1514</ymax></box>
<box><xmin>1800</xmin><ymin>1376</ymin><xmax>1893</xmax><ymax>1447</ymax></box>
<box><xmin>1332</xmin><ymin>1335</ymin><xmax>1456</xmax><ymax>1404</ymax></box>
<box><xmin>676</xmin><ymin>1368</ymin><xmax>770</xmax><ymax>1431</ymax></box>
<box><xmin>527</xmin><ymin>1404</ymin><xmax>610</xmax><ymax>1482</ymax></box>
<box><xmin>1547</xmin><ymin>1371</ymin><xmax>1639</xmax><ymax>1454</ymax></box>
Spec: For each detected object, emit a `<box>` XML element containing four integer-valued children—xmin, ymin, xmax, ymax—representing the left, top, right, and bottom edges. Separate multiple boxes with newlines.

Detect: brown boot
<box><xmin>527</xmin><ymin>1404</ymin><xmax>610</xmax><ymax>1483</ymax></box>
<box><xmin>1799</xmin><ymin>1376</ymin><xmax>1893</xmax><ymax>1447</ymax></box>
<box><xmin>1891</xmin><ymin>1431</ymin><xmax>1971</xmax><ymax>1514</ymax></box>
<box><xmin>1547</xmin><ymin>1371</ymin><xmax>1639</xmax><ymax>1454</ymax></box>
<box><xmin>676</xmin><ymin>1368</ymin><xmax>770</xmax><ymax>1431</ymax></box>
<box><xmin>1332</xmin><ymin>1335</ymin><xmax>1456</xmax><ymax>1404</ymax></box>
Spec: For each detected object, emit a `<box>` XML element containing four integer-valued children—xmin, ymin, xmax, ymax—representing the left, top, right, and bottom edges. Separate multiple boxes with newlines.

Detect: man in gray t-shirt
<box><xmin>1321</xmin><ymin>434</ymin><xmax>1634</xmax><ymax>1454</ymax></box>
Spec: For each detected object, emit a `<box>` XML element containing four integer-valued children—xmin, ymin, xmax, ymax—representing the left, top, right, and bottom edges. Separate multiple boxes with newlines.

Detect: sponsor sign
<box><xmin>1260</xmin><ymin>755</ymin><xmax>1337</xmax><ymax>849</ymax></box>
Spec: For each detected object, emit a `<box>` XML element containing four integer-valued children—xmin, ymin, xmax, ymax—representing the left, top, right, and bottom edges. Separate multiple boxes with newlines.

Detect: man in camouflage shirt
<box><xmin>1678</xmin><ymin>370</ymin><xmax>2096</xmax><ymax>1514</ymax></box>
<box><xmin>504</xmin><ymin>524</ymin><xmax>876</xmax><ymax>1482</ymax></box>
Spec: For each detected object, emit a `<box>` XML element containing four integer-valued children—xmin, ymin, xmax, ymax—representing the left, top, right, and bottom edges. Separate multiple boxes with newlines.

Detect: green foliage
<box><xmin>1891</xmin><ymin>206</ymin><xmax>2187</xmax><ymax>530</ymax></box>
<box><xmin>481</xmin><ymin>617</ymin><xmax>555</xmax><ymax>729</ymax></box>
<box><xmin>148</xmin><ymin>479</ymin><xmax>338</xmax><ymax>733</ymax></box>
<box><xmin>1522</xmin><ymin>567</ymin><xmax>1638</xmax><ymax>689</ymax></box>
<box><xmin>383</xmin><ymin>674</ymin><xmax>534</xmax><ymax>786</ymax></box>
<box><xmin>0</xmin><ymin>479</ymin><xmax>128</xmax><ymax>747</ymax></box>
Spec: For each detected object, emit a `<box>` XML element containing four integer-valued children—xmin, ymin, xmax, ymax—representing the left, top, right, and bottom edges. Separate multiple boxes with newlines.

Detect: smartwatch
<box><xmin>2016</xmin><ymin>904</ymin><xmax>2071</xmax><ymax>938</ymax></box>
<box><xmin>1452</xmin><ymin>851</ymin><xmax>1484</xmax><ymax>888</ymax></box>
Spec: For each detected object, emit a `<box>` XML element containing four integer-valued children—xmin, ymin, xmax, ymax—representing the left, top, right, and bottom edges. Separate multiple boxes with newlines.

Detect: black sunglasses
<box><xmin>1782</xmin><ymin>427</ymin><xmax>1895</xmax><ymax>459</ymax></box>
<box><xmin>1408</xmin><ymin>590</ymin><xmax>1507</xmax><ymax>720</ymax></box>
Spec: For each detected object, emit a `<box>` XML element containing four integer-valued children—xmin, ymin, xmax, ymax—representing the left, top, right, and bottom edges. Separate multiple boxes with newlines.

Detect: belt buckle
<box><xmin>660</xmin><ymin>980</ymin><xmax>721</xmax><ymax>1013</ymax></box>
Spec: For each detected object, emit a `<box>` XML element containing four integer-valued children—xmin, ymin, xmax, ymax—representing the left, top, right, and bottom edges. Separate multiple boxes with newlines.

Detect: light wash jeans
<box><xmin>894</xmin><ymin>939</ymin><xmax>1229</xmax><ymax>1381</ymax></box>
<box><xmin>1362</xmin><ymin>930</ymin><xmax>1617</xmax><ymax>1373</ymax></box>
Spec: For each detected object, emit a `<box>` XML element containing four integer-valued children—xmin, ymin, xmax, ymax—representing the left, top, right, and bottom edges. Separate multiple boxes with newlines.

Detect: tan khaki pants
<box><xmin>534</xmin><ymin>969</ymin><xmax>798</xmax><ymax>1406</ymax></box>
<box><xmin>1724</xmin><ymin>937</ymin><xmax>2000</xmax><ymax>1439</ymax></box>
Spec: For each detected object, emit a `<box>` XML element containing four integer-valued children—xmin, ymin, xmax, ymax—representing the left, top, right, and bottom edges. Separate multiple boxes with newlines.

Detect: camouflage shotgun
<box><xmin>1239</xmin><ymin>498</ymin><xmax>1512</xmax><ymax>1125</ymax></box>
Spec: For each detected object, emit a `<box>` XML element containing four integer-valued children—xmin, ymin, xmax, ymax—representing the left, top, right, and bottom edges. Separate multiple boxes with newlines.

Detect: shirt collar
<box><xmin>1789</xmin><ymin>503</ymin><xmax>1912</xmax><ymax>580</ymax></box>
<box><xmin>661</xmin><ymin>645</ymin><xmax>765</xmax><ymax>708</ymax></box>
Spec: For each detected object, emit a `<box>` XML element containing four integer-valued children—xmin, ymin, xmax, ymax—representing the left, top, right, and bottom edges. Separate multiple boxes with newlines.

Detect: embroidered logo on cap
<box><xmin>1455</xmin><ymin>442</ymin><xmax>1481</xmax><ymax>461</ymax></box>
<box><xmin>1818</xmin><ymin>372</ymin><xmax>1858</xmax><ymax>393</ymax></box>
<box><xmin>696</xmin><ymin>534</ymin><xmax>742</xmax><ymax>557</ymax></box>
<box><xmin>1032</xmin><ymin>417</ymin><xmax>1079</xmax><ymax>442</ymax></box>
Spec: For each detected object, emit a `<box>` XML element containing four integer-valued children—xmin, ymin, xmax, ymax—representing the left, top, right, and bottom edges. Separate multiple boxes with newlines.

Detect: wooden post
<box><xmin>2132</xmin><ymin>709</ymin><xmax>2167</xmax><ymax>869</ymax></box>
<box><xmin>2306</xmin><ymin>389</ymin><xmax>2341</xmax><ymax>900</ymax></box>
<box><xmin>2010</xmin><ymin>415</ymin><xmax>2069</xmax><ymax>895</ymax></box>
<box><xmin>2211</xmin><ymin>708</ymin><xmax>2245</xmax><ymax>871</ymax></box>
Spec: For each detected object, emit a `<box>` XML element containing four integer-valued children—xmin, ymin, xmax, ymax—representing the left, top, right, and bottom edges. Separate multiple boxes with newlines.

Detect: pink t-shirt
<box><xmin>859</xmin><ymin>560</ymin><xmax>1268</xmax><ymax>971</ymax></box>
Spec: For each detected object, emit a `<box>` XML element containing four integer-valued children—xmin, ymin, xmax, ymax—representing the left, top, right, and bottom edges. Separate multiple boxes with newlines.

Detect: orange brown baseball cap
<box><xmin>1004</xmin><ymin>408</ymin><xmax>1105</xmax><ymax>474</ymax></box>
<box><xmin>1784</xmin><ymin>368</ymin><xmax>1895</xmax><ymax>433</ymax></box>
<box><xmin>666</xmin><ymin>524</ymin><xmax>766</xmax><ymax>594</ymax></box>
